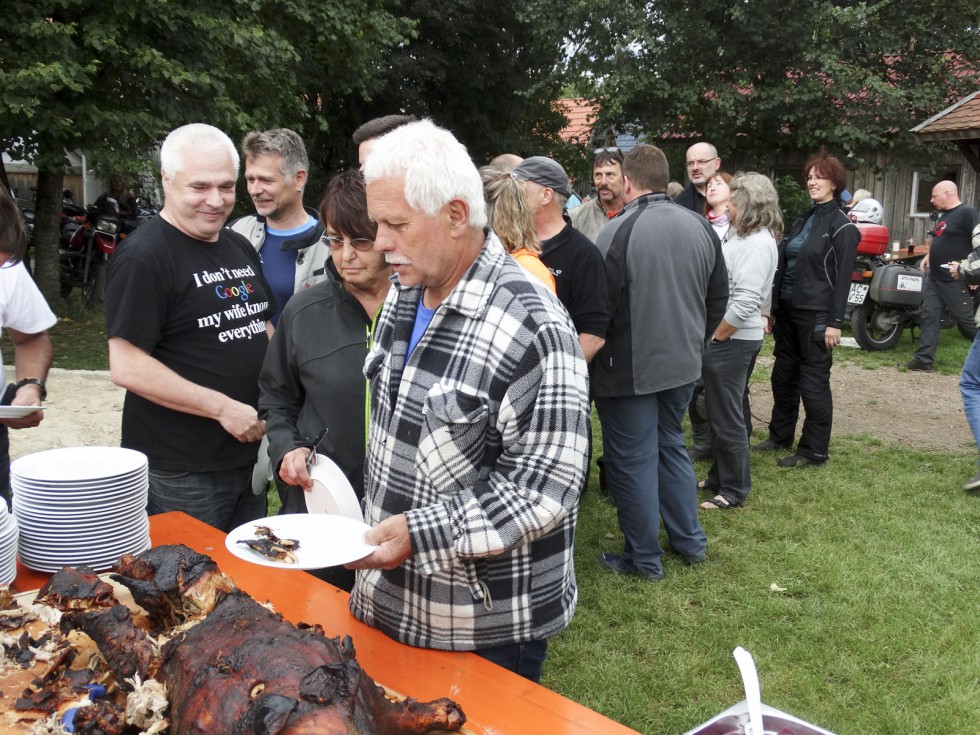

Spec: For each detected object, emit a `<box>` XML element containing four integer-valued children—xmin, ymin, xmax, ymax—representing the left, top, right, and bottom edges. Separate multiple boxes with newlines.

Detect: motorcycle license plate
<box><xmin>847</xmin><ymin>283</ymin><xmax>869</xmax><ymax>304</ymax></box>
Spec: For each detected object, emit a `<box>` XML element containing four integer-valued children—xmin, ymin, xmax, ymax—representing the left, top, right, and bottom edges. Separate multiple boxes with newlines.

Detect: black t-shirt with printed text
<box><xmin>929</xmin><ymin>204</ymin><xmax>979</xmax><ymax>282</ymax></box>
<box><xmin>105</xmin><ymin>216</ymin><xmax>276</xmax><ymax>471</ymax></box>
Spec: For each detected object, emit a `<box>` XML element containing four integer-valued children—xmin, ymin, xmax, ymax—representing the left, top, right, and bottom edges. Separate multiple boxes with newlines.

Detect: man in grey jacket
<box><xmin>592</xmin><ymin>144</ymin><xmax>728</xmax><ymax>581</ymax></box>
<box><xmin>568</xmin><ymin>147</ymin><xmax>625</xmax><ymax>242</ymax></box>
<box><xmin>229</xmin><ymin>128</ymin><xmax>329</xmax><ymax>325</ymax></box>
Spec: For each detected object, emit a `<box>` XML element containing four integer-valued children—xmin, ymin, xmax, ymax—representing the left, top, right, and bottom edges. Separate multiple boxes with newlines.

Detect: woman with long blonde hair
<box><xmin>481</xmin><ymin>168</ymin><xmax>556</xmax><ymax>293</ymax></box>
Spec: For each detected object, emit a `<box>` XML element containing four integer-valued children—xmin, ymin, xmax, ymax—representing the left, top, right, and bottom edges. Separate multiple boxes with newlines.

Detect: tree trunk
<box><xmin>33</xmin><ymin>168</ymin><xmax>66</xmax><ymax>301</ymax></box>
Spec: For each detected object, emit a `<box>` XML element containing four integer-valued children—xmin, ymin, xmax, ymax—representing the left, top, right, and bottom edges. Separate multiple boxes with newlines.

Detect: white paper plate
<box><xmin>305</xmin><ymin>454</ymin><xmax>362</xmax><ymax>521</ymax></box>
<box><xmin>0</xmin><ymin>406</ymin><xmax>44</xmax><ymax>419</ymax></box>
<box><xmin>226</xmin><ymin>513</ymin><xmax>376</xmax><ymax>570</ymax></box>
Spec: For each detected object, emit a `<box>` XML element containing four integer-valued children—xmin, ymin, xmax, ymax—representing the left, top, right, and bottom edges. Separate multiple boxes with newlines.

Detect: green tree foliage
<box><xmin>563</xmin><ymin>0</ymin><xmax>980</xmax><ymax>166</ymax></box>
<box><xmin>0</xmin><ymin>0</ymin><xmax>405</xmax><ymax>298</ymax></box>
<box><xmin>351</xmin><ymin>0</ymin><xmax>572</xmax><ymax>166</ymax></box>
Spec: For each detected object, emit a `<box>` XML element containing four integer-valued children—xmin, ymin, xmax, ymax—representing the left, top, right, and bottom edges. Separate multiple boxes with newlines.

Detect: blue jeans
<box><xmin>147</xmin><ymin>465</ymin><xmax>266</xmax><ymax>533</ymax></box>
<box><xmin>595</xmin><ymin>384</ymin><xmax>707</xmax><ymax>578</ymax></box>
<box><xmin>959</xmin><ymin>334</ymin><xmax>980</xmax><ymax>462</ymax></box>
<box><xmin>474</xmin><ymin>639</ymin><xmax>548</xmax><ymax>683</ymax></box>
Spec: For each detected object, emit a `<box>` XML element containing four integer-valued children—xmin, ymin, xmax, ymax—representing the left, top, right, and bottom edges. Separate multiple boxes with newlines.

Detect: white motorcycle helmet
<box><xmin>849</xmin><ymin>197</ymin><xmax>884</xmax><ymax>224</ymax></box>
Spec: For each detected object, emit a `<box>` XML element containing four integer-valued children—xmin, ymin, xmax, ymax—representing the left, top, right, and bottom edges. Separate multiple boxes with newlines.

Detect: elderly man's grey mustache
<box><xmin>385</xmin><ymin>254</ymin><xmax>413</xmax><ymax>265</ymax></box>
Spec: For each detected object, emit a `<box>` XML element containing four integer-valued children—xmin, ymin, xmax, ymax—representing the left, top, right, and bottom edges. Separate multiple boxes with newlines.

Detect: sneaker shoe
<box><xmin>599</xmin><ymin>552</ymin><xmax>662</xmax><ymax>583</ymax></box>
<box><xmin>906</xmin><ymin>358</ymin><xmax>934</xmax><ymax>372</ymax></box>
<box><xmin>681</xmin><ymin>553</ymin><xmax>707</xmax><ymax>566</ymax></box>
<box><xmin>777</xmin><ymin>453</ymin><xmax>827</xmax><ymax>468</ymax></box>
<box><xmin>753</xmin><ymin>438</ymin><xmax>790</xmax><ymax>452</ymax></box>
<box><xmin>963</xmin><ymin>472</ymin><xmax>980</xmax><ymax>494</ymax></box>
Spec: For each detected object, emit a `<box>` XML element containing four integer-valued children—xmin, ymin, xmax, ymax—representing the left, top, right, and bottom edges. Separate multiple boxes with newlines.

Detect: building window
<box><xmin>910</xmin><ymin>168</ymin><xmax>959</xmax><ymax>216</ymax></box>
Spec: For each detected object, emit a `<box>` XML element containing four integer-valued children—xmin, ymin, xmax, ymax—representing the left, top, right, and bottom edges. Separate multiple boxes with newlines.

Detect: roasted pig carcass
<box><xmin>157</xmin><ymin>589</ymin><xmax>465</xmax><ymax>735</ymax></box>
<box><xmin>51</xmin><ymin>545</ymin><xmax>468</xmax><ymax>735</ymax></box>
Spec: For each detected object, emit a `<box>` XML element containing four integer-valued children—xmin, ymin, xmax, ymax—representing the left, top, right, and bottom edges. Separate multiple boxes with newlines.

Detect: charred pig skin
<box><xmin>35</xmin><ymin>566</ymin><xmax>118</xmax><ymax>611</ymax></box>
<box><xmin>158</xmin><ymin>590</ymin><xmax>465</xmax><ymax>735</ymax></box>
<box><xmin>60</xmin><ymin>604</ymin><xmax>155</xmax><ymax>690</ymax></box>
<box><xmin>110</xmin><ymin>544</ymin><xmax>235</xmax><ymax>628</ymax></box>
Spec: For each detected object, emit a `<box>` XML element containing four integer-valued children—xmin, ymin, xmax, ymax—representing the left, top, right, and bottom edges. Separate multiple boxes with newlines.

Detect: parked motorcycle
<box><xmin>60</xmin><ymin>198</ymin><xmax>123</xmax><ymax>304</ymax></box>
<box><xmin>847</xmin><ymin>201</ymin><xmax>974</xmax><ymax>350</ymax></box>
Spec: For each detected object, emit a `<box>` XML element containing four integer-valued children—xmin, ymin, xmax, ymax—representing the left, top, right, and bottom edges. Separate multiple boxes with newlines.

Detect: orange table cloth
<box><xmin>12</xmin><ymin>511</ymin><xmax>640</xmax><ymax>735</ymax></box>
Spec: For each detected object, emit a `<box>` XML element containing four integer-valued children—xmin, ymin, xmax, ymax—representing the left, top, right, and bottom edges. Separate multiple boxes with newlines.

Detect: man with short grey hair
<box><xmin>348</xmin><ymin>120</ymin><xmax>590</xmax><ymax>683</ymax></box>
<box><xmin>106</xmin><ymin>123</ymin><xmax>276</xmax><ymax>532</ymax></box>
<box><xmin>230</xmin><ymin>128</ymin><xmax>328</xmax><ymax>325</ymax></box>
<box><xmin>592</xmin><ymin>144</ymin><xmax>728</xmax><ymax>582</ymax></box>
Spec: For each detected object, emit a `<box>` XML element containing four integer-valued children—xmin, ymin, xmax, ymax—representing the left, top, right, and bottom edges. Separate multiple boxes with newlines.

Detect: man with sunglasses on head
<box><xmin>569</xmin><ymin>147</ymin><xmax>626</xmax><ymax>243</ymax></box>
<box><xmin>674</xmin><ymin>142</ymin><xmax>721</xmax><ymax>214</ymax></box>
<box><xmin>230</xmin><ymin>128</ymin><xmax>330</xmax><ymax>326</ymax></box>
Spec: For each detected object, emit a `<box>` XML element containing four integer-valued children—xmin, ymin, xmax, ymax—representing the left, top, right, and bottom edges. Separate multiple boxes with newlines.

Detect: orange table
<box><xmin>12</xmin><ymin>511</ymin><xmax>640</xmax><ymax>735</ymax></box>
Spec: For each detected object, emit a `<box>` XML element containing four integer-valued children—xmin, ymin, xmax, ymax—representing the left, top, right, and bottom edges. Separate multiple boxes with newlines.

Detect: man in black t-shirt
<box><xmin>512</xmin><ymin>156</ymin><xmax>610</xmax><ymax>363</ymax></box>
<box><xmin>908</xmin><ymin>181</ymin><xmax>979</xmax><ymax>371</ymax></box>
<box><xmin>106</xmin><ymin>124</ymin><xmax>276</xmax><ymax>532</ymax></box>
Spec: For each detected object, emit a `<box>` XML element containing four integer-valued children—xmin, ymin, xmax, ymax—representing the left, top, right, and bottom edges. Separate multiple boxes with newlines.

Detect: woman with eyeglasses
<box><xmin>755</xmin><ymin>150</ymin><xmax>860</xmax><ymax>468</ymax></box>
<box><xmin>698</xmin><ymin>173</ymin><xmax>779</xmax><ymax>510</ymax></box>
<box><xmin>257</xmin><ymin>170</ymin><xmax>390</xmax><ymax>589</ymax></box>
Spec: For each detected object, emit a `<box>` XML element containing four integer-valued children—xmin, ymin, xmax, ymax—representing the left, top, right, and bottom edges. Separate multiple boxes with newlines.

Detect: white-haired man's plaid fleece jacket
<box><xmin>349</xmin><ymin>233</ymin><xmax>591</xmax><ymax>651</ymax></box>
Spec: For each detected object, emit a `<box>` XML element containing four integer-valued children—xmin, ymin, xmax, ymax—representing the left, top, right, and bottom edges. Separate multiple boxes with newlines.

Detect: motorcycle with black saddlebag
<box><xmin>847</xmin><ymin>202</ymin><xmax>974</xmax><ymax>350</ymax></box>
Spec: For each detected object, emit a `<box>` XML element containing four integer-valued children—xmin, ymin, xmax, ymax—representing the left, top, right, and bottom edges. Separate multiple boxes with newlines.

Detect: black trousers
<box><xmin>768</xmin><ymin>306</ymin><xmax>833</xmax><ymax>460</ymax></box>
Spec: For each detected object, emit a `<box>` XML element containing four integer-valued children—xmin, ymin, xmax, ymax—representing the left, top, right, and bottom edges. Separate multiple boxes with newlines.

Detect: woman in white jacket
<box><xmin>699</xmin><ymin>173</ymin><xmax>781</xmax><ymax>510</ymax></box>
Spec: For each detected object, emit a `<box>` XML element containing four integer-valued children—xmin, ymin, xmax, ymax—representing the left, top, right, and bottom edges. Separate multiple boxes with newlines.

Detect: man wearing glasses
<box><xmin>569</xmin><ymin>147</ymin><xmax>626</xmax><ymax>242</ymax></box>
<box><xmin>674</xmin><ymin>142</ymin><xmax>721</xmax><ymax>213</ymax></box>
<box><xmin>230</xmin><ymin>128</ymin><xmax>330</xmax><ymax>326</ymax></box>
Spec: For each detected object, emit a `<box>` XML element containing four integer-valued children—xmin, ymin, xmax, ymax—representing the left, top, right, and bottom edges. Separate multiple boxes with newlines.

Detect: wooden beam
<box><xmin>956</xmin><ymin>141</ymin><xmax>980</xmax><ymax>175</ymax></box>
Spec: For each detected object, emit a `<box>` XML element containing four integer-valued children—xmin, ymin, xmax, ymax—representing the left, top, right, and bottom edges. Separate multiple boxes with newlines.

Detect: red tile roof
<box><xmin>554</xmin><ymin>99</ymin><xmax>599</xmax><ymax>146</ymax></box>
<box><xmin>911</xmin><ymin>91</ymin><xmax>980</xmax><ymax>140</ymax></box>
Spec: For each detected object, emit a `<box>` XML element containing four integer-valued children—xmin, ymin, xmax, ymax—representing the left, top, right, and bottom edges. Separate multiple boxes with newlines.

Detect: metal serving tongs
<box><xmin>304</xmin><ymin>428</ymin><xmax>330</xmax><ymax>471</ymax></box>
<box><xmin>733</xmin><ymin>646</ymin><xmax>765</xmax><ymax>735</ymax></box>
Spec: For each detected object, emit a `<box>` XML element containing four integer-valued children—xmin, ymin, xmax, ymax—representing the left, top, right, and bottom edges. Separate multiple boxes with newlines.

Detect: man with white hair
<box><xmin>348</xmin><ymin>120</ymin><xmax>590</xmax><ymax>683</ymax></box>
<box><xmin>106</xmin><ymin>123</ymin><xmax>276</xmax><ymax>532</ymax></box>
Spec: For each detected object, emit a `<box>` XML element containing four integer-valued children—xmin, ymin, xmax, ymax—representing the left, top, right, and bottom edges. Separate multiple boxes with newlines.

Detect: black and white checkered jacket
<box><xmin>349</xmin><ymin>233</ymin><xmax>590</xmax><ymax>651</ymax></box>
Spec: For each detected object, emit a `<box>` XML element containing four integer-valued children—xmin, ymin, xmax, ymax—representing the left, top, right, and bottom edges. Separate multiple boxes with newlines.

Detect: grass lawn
<box><xmin>10</xmin><ymin>295</ymin><xmax>980</xmax><ymax>734</ymax></box>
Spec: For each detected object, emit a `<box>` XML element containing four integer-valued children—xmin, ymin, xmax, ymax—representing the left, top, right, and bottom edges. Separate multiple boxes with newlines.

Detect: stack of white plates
<box><xmin>10</xmin><ymin>447</ymin><xmax>151</xmax><ymax>573</ymax></box>
<box><xmin>0</xmin><ymin>503</ymin><xmax>18</xmax><ymax>586</ymax></box>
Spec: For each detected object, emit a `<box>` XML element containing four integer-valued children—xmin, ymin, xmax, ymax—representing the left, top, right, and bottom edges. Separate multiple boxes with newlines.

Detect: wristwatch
<box><xmin>710</xmin><ymin>335</ymin><xmax>725</xmax><ymax>345</ymax></box>
<box><xmin>15</xmin><ymin>378</ymin><xmax>47</xmax><ymax>401</ymax></box>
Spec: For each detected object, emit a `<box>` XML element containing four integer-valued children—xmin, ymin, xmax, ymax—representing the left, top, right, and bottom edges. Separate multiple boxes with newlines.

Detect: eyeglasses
<box><xmin>805</xmin><ymin>174</ymin><xmax>828</xmax><ymax>182</ymax></box>
<box><xmin>320</xmin><ymin>235</ymin><xmax>375</xmax><ymax>251</ymax></box>
<box><xmin>594</xmin><ymin>146</ymin><xmax>620</xmax><ymax>154</ymax></box>
<box><xmin>686</xmin><ymin>158</ymin><xmax>718</xmax><ymax>168</ymax></box>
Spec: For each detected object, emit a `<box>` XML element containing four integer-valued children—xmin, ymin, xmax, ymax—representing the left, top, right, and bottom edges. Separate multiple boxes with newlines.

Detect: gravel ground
<box><xmin>6</xmin><ymin>361</ymin><xmax>975</xmax><ymax>462</ymax></box>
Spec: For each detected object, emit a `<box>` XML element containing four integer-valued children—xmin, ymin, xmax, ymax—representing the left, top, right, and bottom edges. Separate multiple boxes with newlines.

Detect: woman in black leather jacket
<box><xmin>755</xmin><ymin>150</ymin><xmax>860</xmax><ymax>467</ymax></box>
